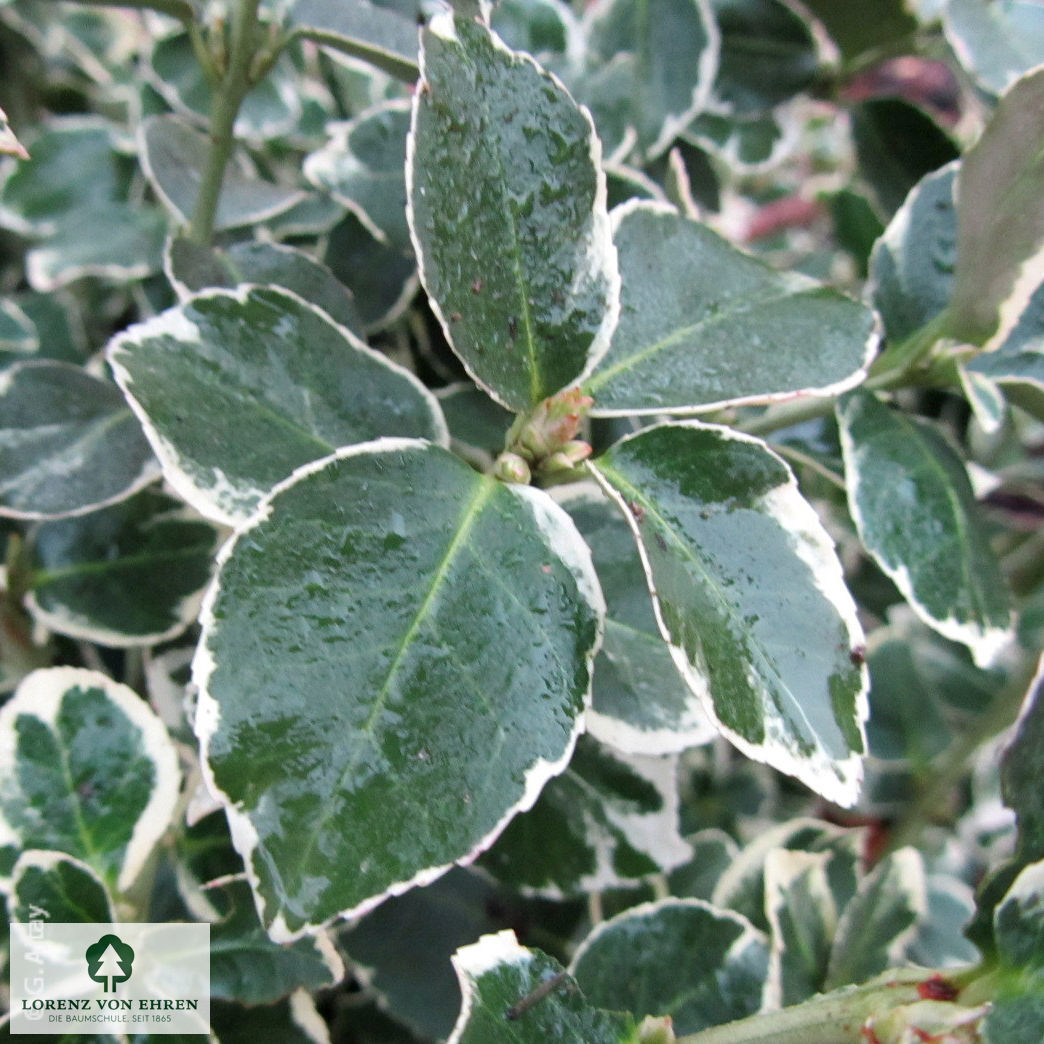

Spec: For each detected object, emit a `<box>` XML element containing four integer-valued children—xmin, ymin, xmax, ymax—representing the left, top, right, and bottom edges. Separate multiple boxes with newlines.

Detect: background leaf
<box><xmin>0</xmin><ymin>667</ymin><xmax>180</xmax><ymax>891</ymax></box>
<box><xmin>571</xmin><ymin>899</ymin><xmax>769</xmax><ymax>1034</ymax></box>
<box><xmin>0</xmin><ymin>360</ymin><xmax>159</xmax><ymax>520</ymax></box>
<box><xmin>837</xmin><ymin>389</ymin><xmax>1013</xmax><ymax>666</ymax></box>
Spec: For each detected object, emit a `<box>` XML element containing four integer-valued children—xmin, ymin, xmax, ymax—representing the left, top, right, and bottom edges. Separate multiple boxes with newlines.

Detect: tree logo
<box><xmin>85</xmin><ymin>933</ymin><xmax>135</xmax><ymax>993</ymax></box>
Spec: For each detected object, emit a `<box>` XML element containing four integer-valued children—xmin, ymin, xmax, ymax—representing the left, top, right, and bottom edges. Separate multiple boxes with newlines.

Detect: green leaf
<box><xmin>209</xmin><ymin>881</ymin><xmax>344</xmax><ymax>1005</ymax></box>
<box><xmin>968</xmin><ymin>275</ymin><xmax>1044</xmax><ymax>398</ymax></box>
<box><xmin>584</xmin><ymin>203</ymin><xmax>876</xmax><ymax>415</ymax></box>
<box><xmin>584</xmin><ymin>0</ymin><xmax>720</xmax><ymax>158</ymax></box>
<box><xmin>165</xmin><ymin>238</ymin><xmax>365</xmax><ymax>340</ymax></box>
<box><xmin>983</xmin><ymin>991</ymin><xmax>1044</xmax><ymax>1044</ymax></box>
<box><xmin>850</xmin><ymin>98</ymin><xmax>959</xmax><ymax>218</ymax></box>
<box><xmin>447</xmin><ymin>930</ymin><xmax>639</xmax><ymax>1043</ymax></box>
<box><xmin>195</xmin><ymin>441</ymin><xmax>603</xmax><ymax>939</ymax></box>
<box><xmin>490</xmin><ymin>0</ymin><xmax>576</xmax><ymax>59</ymax></box>
<box><xmin>837</xmin><ymin>389</ymin><xmax>1014</xmax><ymax>666</ymax></box>
<box><xmin>0</xmin><ymin>119</ymin><xmax>125</xmax><ymax>236</ymax></box>
<box><xmin>305</xmin><ymin>100</ymin><xmax>412</xmax><ymax>252</ymax></box>
<box><xmin>949</xmin><ymin>67</ymin><xmax>1044</xmax><ymax>344</ymax></box>
<box><xmin>0</xmin><ymin>667</ymin><xmax>180</xmax><ymax>891</ymax></box>
<box><xmin>479</xmin><ymin>737</ymin><xmax>691</xmax><ymax>895</ymax></box>
<box><xmin>684</xmin><ymin>110</ymin><xmax>791</xmax><ymax>173</ymax></box>
<box><xmin>10</xmin><ymin>850</ymin><xmax>114</xmax><ymax>923</ymax></box>
<box><xmin>559</xmin><ymin>483</ymin><xmax>714</xmax><ymax>754</ymax></box>
<box><xmin>0</xmin><ymin>360</ymin><xmax>159</xmax><ymax>520</ymax></box>
<box><xmin>108</xmin><ymin>286</ymin><xmax>446</xmax><ymax>525</ymax></box>
<box><xmin>407</xmin><ymin>12</ymin><xmax>619</xmax><ymax>412</ymax></box>
<box><xmin>27</xmin><ymin>489</ymin><xmax>216</xmax><ymax>648</ymax></box>
<box><xmin>709</xmin><ymin>0</ymin><xmax>820</xmax><ymax>116</ymax></box>
<box><xmin>139</xmin><ymin>116</ymin><xmax>305</xmax><ymax>232</ymax></box>
<box><xmin>824</xmin><ymin>847</ymin><xmax>927</xmax><ymax>990</ymax></box>
<box><xmin>765</xmin><ymin>849</ymin><xmax>836</xmax><ymax>1005</ymax></box>
<box><xmin>435</xmin><ymin>382</ymin><xmax>515</xmax><ymax>457</ymax></box>
<box><xmin>799</xmin><ymin>0</ymin><xmax>917</xmax><ymax>65</ymax></box>
<box><xmin>571</xmin><ymin>898</ymin><xmax>769</xmax><ymax>1033</ymax></box>
<box><xmin>148</xmin><ymin>31</ymin><xmax>302</xmax><ymax>142</ymax></box>
<box><xmin>209</xmin><ymin>992</ymin><xmax>330</xmax><ymax>1044</ymax></box>
<box><xmin>869</xmin><ymin>161</ymin><xmax>958</xmax><ymax>345</ymax></box>
<box><xmin>1002</xmin><ymin>656</ymin><xmax>1044</xmax><ymax>864</ymax></box>
<box><xmin>995</xmin><ymin>859</ymin><xmax>1044</xmax><ymax>972</ymax></box>
<box><xmin>0</xmin><ymin>297</ymin><xmax>38</xmax><ymax>362</ymax></box>
<box><xmin>289</xmin><ymin>0</ymin><xmax>421</xmax><ymax>82</ymax></box>
<box><xmin>943</xmin><ymin>0</ymin><xmax>1044</xmax><ymax>97</ymax></box>
<box><xmin>25</xmin><ymin>202</ymin><xmax>167</xmax><ymax>292</ymax></box>
<box><xmin>590</xmin><ymin>423</ymin><xmax>868</xmax><ymax>806</ymax></box>
<box><xmin>341</xmin><ymin>868</ymin><xmax>508</xmax><ymax>1041</ymax></box>
<box><xmin>324</xmin><ymin>212</ymin><xmax>419</xmax><ymax>332</ymax></box>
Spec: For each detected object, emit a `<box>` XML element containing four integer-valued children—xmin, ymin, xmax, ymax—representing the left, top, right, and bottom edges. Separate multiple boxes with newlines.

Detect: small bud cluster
<box><xmin>494</xmin><ymin>388</ymin><xmax>593</xmax><ymax>484</ymax></box>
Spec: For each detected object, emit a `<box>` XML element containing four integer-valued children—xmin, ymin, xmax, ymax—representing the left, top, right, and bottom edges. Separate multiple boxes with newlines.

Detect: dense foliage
<box><xmin>0</xmin><ymin>1</ymin><xmax>1043</xmax><ymax>1041</ymax></box>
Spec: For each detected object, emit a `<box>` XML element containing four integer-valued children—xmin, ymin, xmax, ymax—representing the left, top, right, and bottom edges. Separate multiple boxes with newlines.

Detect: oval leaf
<box><xmin>195</xmin><ymin>440</ymin><xmax>604</xmax><ymax>939</ymax></box>
<box><xmin>10</xmin><ymin>850</ymin><xmax>114</xmax><ymax>923</ymax></box>
<box><xmin>837</xmin><ymin>389</ymin><xmax>1014</xmax><ymax>666</ymax></box>
<box><xmin>583</xmin><ymin>0</ymin><xmax>720</xmax><ymax>158</ymax></box>
<box><xmin>407</xmin><ymin>12</ymin><xmax>619</xmax><ymax>412</ymax></box>
<box><xmin>869</xmin><ymin>161</ymin><xmax>958</xmax><ymax>345</ymax></box>
<box><xmin>108</xmin><ymin>285</ymin><xmax>447</xmax><ymax>525</ymax></box>
<box><xmin>27</xmin><ymin>489</ymin><xmax>217</xmax><ymax>648</ymax></box>
<box><xmin>590</xmin><ymin>422</ymin><xmax>868</xmax><ymax>806</ymax></box>
<box><xmin>584</xmin><ymin>203</ymin><xmax>876</xmax><ymax>415</ymax></box>
<box><xmin>448</xmin><ymin>930</ymin><xmax>639</xmax><ymax>1043</ymax></box>
<box><xmin>0</xmin><ymin>667</ymin><xmax>181</xmax><ymax>891</ymax></box>
<box><xmin>0</xmin><ymin>360</ymin><xmax>159</xmax><ymax>520</ymax></box>
<box><xmin>570</xmin><ymin>898</ymin><xmax>769</xmax><ymax>1034</ymax></box>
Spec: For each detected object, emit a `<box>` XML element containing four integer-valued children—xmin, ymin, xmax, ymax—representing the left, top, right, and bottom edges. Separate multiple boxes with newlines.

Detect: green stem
<box><xmin>188</xmin><ymin>0</ymin><xmax>265</xmax><ymax>245</ymax></box>
<box><xmin>885</xmin><ymin>655</ymin><xmax>1039</xmax><ymax>855</ymax></box>
<box><xmin>674</xmin><ymin>970</ymin><xmax>931</xmax><ymax>1044</ymax></box>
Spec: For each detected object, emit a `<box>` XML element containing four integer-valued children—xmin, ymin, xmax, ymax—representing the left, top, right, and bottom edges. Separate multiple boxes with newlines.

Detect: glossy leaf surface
<box><xmin>0</xmin><ymin>360</ymin><xmax>158</xmax><ymax>520</ymax></box>
<box><xmin>571</xmin><ymin>899</ymin><xmax>769</xmax><ymax>1033</ymax></box>
<box><xmin>108</xmin><ymin>286</ymin><xmax>446</xmax><ymax>524</ymax></box>
<box><xmin>408</xmin><ymin>12</ymin><xmax>619</xmax><ymax>412</ymax></box>
<box><xmin>0</xmin><ymin>667</ymin><xmax>180</xmax><ymax>891</ymax></box>
<box><xmin>584</xmin><ymin>203</ymin><xmax>875</xmax><ymax>415</ymax></box>
<box><xmin>27</xmin><ymin>489</ymin><xmax>216</xmax><ymax>648</ymax></box>
<box><xmin>591</xmin><ymin>423</ymin><xmax>868</xmax><ymax>805</ymax></box>
<box><xmin>196</xmin><ymin>441</ymin><xmax>603</xmax><ymax>939</ymax></box>
<box><xmin>837</xmin><ymin>389</ymin><xmax>1013</xmax><ymax>666</ymax></box>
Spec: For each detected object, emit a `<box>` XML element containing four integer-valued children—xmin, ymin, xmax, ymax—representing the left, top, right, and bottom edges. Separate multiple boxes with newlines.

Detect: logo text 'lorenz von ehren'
<box><xmin>9</xmin><ymin>921</ymin><xmax>210</xmax><ymax>1035</ymax></box>
<box><xmin>86</xmin><ymin>933</ymin><xmax>135</xmax><ymax>992</ymax></box>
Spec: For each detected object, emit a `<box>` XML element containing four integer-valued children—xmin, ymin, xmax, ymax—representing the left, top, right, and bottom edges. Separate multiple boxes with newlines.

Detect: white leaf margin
<box><xmin>589</xmin><ymin>421</ymin><xmax>869</xmax><ymax>807</ymax></box>
<box><xmin>447</xmin><ymin>928</ymin><xmax>533</xmax><ymax>1044</ymax></box>
<box><xmin>406</xmin><ymin>10</ymin><xmax>622</xmax><ymax>413</ymax></box>
<box><xmin>10</xmin><ymin>849</ymin><xmax>115</xmax><ymax>921</ymax></box>
<box><xmin>107</xmin><ymin>284</ymin><xmax>449</xmax><ymax>527</ymax></box>
<box><xmin>0</xmin><ymin>666</ymin><xmax>181</xmax><ymax>892</ymax></box>
<box><xmin>192</xmin><ymin>438</ymin><xmax>605</xmax><ymax>942</ymax></box>
<box><xmin>836</xmin><ymin>392</ymin><xmax>1015</xmax><ymax>668</ymax></box>
<box><xmin>586</xmin><ymin>199</ymin><xmax>878</xmax><ymax>417</ymax></box>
